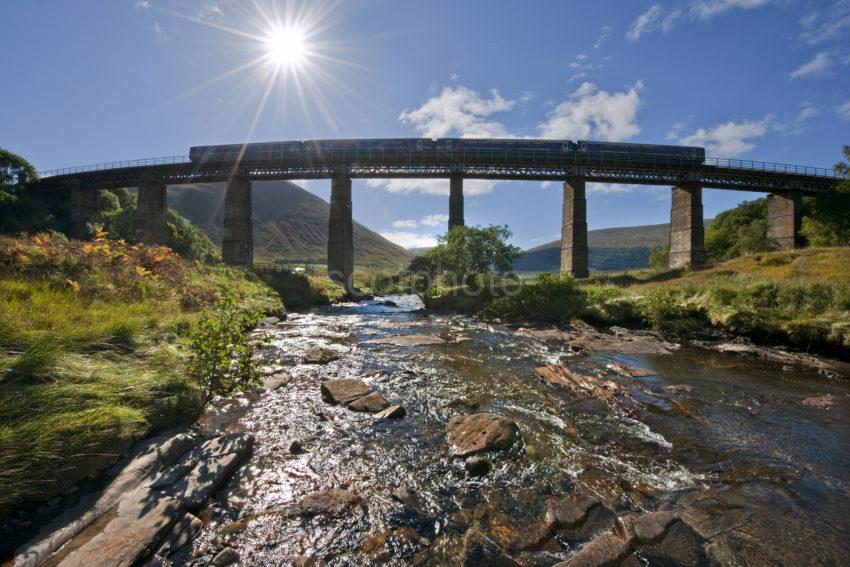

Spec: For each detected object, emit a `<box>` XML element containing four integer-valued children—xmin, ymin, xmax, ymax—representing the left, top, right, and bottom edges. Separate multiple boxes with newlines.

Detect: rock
<box><xmin>607</xmin><ymin>362</ymin><xmax>656</xmax><ymax>377</ymax></box>
<box><xmin>521</xmin><ymin>323</ymin><xmax>679</xmax><ymax>355</ymax></box>
<box><xmin>710</xmin><ymin>339</ymin><xmax>846</xmax><ymax>378</ymax></box>
<box><xmin>320</xmin><ymin>379</ymin><xmax>371</xmax><ymax>405</ymax></box>
<box><xmin>664</xmin><ymin>383</ymin><xmax>696</xmax><ymax>394</ymax></box>
<box><xmin>289</xmin><ymin>440</ymin><xmax>304</xmax><ymax>454</ymax></box>
<box><xmin>363</xmin><ymin>334</ymin><xmax>446</xmax><ymax>347</ymax></box>
<box><xmin>620</xmin><ymin>511</ymin><xmax>679</xmax><ymax>544</ymax></box>
<box><xmin>802</xmin><ymin>394</ymin><xmax>845</xmax><ymax>409</ymax></box>
<box><xmin>262</xmin><ymin>371</ymin><xmax>290</xmax><ymax>390</ymax></box>
<box><xmin>554</xmin><ymin>530</ymin><xmax>635</xmax><ymax>567</ymax></box>
<box><xmin>535</xmin><ymin>365</ymin><xmax>641</xmax><ymax>416</ymax></box>
<box><xmin>211</xmin><ymin>547</ymin><xmax>239</xmax><ymax>566</ymax></box>
<box><xmin>462</xmin><ymin>529</ymin><xmax>521</xmax><ymax>567</ymax></box>
<box><xmin>446</xmin><ymin>413</ymin><xmax>521</xmax><ymax>457</ymax></box>
<box><xmin>348</xmin><ymin>391</ymin><xmax>391</xmax><ymax>413</ymax></box>
<box><xmin>258</xmin><ymin>316</ymin><xmax>280</xmax><ymax>326</ymax></box>
<box><xmin>292</xmin><ymin>489</ymin><xmax>360</xmax><ymax>517</ymax></box>
<box><xmin>302</xmin><ymin>347</ymin><xmax>339</xmax><ymax>364</ymax></box>
<box><xmin>378</xmin><ymin>300</ymin><xmax>398</xmax><ymax>307</ymax></box>
<box><xmin>55</xmin><ymin>489</ymin><xmax>183</xmax><ymax>567</ymax></box>
<box><xmin>546</xmin><ymin>495</ymin><xmax>601</xmax><ymax>527</ymax></box>
<box><xmin>374</xmin><ymin>404</ymin><xmax>406</xmax><ymax>420</ymax></box>
<box><xmin>293</xmin><ymin>556</ymin><xmax>327</xmax><ymax>567</ymax></box>
<box><xmin>464</xmin><ymin>456</ymin><xmax>492</xmax><ymax>476</ymax></box>
<box><xmin>156</xmin><ymin>512</ymin><xmax>203</xmax><ymax>558</ymax></box>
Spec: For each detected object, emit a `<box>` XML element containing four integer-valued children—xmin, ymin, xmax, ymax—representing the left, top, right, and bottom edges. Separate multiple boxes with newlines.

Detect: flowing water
<box><xmin>186</xmin><ymin>295</ymin><xmax>850</xmax><ymax>566</ymax></box>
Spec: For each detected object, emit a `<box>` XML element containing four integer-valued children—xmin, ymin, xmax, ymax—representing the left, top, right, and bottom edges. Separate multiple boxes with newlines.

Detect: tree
<box><xmin>705</xmin><ymin>198</ymin><xmax>770</xmax><ymax>261</ymax></box>
<box><xmin>0</xmin><ymin>148</ymin><xmax>37</xmax><ymax>189</ymax></box>
<box><xmin>649</xmin><ymin>244</ymin><xmax>670</xmax><ymax>270</ymax></box>
<box><xmin>422</xmin><ymin>224</ymin><xmax>522</xmax><ymax>286</ymax></box>
<box><xmin>801</xmin><ymin>145</ymin><xmax>850</xmax><ymax>246</ymax></box>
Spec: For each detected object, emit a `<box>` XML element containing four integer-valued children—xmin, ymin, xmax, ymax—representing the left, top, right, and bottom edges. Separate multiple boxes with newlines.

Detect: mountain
<box><xmin>167</xmin><ymin>181</ymin><xmax>413</xmax><ymax>267</ymax></box>
<box><xmin>514</xmin><ymin>221</ymin><xmax>713</xmax><ymax>273</ymax></box>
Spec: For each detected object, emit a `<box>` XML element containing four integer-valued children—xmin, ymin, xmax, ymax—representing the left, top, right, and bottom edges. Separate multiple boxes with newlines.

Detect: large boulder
<box><xmin>320</xmin><ymin>379</ymin><xmax>371</xmax><ymax>405</ymax></box>
<box><xmin>348</xmin><ymin>391</ymin><xmax>390</xmax><ymax>413</ymax></box>
<box><xmin>446</xmin><ymin>413</ymin><xmax>521</xmax><ymax>457</ymax></box>
<box><xmin>462</xmin><ymin>530</ymin><xmax>521</xmax><ymax>567</ymax></box>
<box><xmin>302</xmin><ymin>347</ymin><xmax>339</xmax><ymax>365</ymax></box>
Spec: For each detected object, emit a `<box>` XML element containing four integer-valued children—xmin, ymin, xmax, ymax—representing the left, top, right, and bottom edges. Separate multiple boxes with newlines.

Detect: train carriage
<box><xmin>437</xmin><ymin>138</ymin><xmax>574</xmax><ymax>153</ymax></box>
<box><xmin>576</xmin><ymin>140</ymin><xmax>705</xmax><ymax>162</ymax></box>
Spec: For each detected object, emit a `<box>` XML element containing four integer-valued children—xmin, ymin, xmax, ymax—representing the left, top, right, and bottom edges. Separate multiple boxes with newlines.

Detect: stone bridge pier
<box><xmin>222</xmin><ymin>176</ymin><xmax>253</xmax><ymax>267</ymax></box>
<box><xmin>136</xmin><ymin>181</ymin><xmax>168</xmax><ymax>245</ymax></box>
<box><xmin>669</xmin><ymin>182</ymin><xmax>705</xmax><ymax>269</ymax></box>
<box><xmin>560</xmin><ymin>175</ymin><xmax>589</xmax><ymax>278</ymax></box>
<box><xmin>766</xmin><ymin>191</ymin><xmax>801</xmax><ymax>250</ymax></box>
<box><xmin>449</xmin><ymin>173</ymin><xmax>464</xmax><ymax>230</ymax></box>
<box><xmin>328</xmin><ymin>172</ymin><xmax>354</xmax><ymax>290</ymax></box>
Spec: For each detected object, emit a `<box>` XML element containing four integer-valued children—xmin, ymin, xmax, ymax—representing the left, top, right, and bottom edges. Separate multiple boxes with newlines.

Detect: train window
<box><xmin>445</xmin><ymin>140</ymin><xmax>453</xmax><ymax>150</ymax></box>
<box><xmin>416</xmin><ymin>140</ymin><xmax>423</xmax><ymax>151</ymax></box>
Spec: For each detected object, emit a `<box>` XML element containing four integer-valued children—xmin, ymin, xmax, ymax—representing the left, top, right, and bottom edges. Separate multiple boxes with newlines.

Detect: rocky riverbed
<box><xmin>11</xmin><ymin>294</ymin><xmax>850</xmax><ymax>566</ymax></box>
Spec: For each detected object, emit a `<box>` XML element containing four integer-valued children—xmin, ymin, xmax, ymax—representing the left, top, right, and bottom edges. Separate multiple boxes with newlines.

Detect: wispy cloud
<box><xmin>789</xmin><ymin>51</ymin><xmax>831</xmax><ymax>79</ymax></box>
<box><xmin>626</xmin><ymin>0</ymin><xmax>770</xmax><ymax>41</ymax></box>
<box><xmin>799</xmin><ymin>1</ymin><xmax>850</xmax><ymax>45</ymax></box>
<box><xmin>837</xmin><ymin>100</ymin><xmax>850</xmax><ymax>121</ymax></box>
<box><xmin>379</xmin><ymin>231</ymin><xmax>439</xmax><ymax>249</ymax></box>
<box><xmin>391</xmin><ymin>213</ymin><xmax>450</xmax><ymax>229</ymax></box>
<box><xmin>367</xmin><ymin>178</ymin><xmax>496</xmax><ymax>196</ymax></box>
<box><xmin>594</xmin><ymin>24</ymin><xmax>613</xmax><ymax>49</ymax></box>
<box><xmin>668</xmin><ymin>117</ymin><xmax>772</xmax><ymax>157</ymax></box>
<box><xmin>392</xmin><ymin>219</ymin><xmax>419</xmax><ymax>229</ymax></box>
<box><xmin>153</xmin><ymin>21</ymin><xmax>169</xmax><ymax>44</ymax></box>
<box><xmin>538</xmin><ymin>81</ymin><xmax>643</xmax><ymax>142</ymax></box>
<box><xmin>134</xmin><ymin>0</ymin><xmax>150</xmax><ymax>11</ymax></box>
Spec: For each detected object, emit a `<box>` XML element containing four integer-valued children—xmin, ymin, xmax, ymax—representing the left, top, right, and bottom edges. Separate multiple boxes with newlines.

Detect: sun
<box><xmin>263</xmin><ymin>26</ymin><xmax>307</xmax><ymax>69</ymax></box>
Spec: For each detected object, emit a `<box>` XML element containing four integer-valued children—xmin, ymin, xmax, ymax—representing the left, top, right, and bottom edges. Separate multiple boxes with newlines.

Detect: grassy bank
<box><xmin>432</xmin><ymin>247</ymin><xmax>850</xmax><ymax>356</ymax></box>
<box><xmin>0</xmin><ymin>233</ymin><xmax>281</xmax><ymax>518</ymax></box>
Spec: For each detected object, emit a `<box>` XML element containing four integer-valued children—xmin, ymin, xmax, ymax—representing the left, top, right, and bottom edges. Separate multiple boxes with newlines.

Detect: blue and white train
<box><xmin>189</xmin><ymin>138</ymin><xmax>705</xmax><ymax>164</ymax></box>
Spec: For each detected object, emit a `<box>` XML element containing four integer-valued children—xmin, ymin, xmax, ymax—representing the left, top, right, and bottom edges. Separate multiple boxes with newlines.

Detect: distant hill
<box><xmin>167</xmin><ymin>181</ymin><xmax>413</xmax><ymax>267</ymax></box>
<box><xmin>514</xmin><ymin>221</ymin><xmax>713</xmax><ymax>273</ymax></box>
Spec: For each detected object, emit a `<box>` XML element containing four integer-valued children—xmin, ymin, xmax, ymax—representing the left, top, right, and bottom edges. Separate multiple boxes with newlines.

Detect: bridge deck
<box><xmin>33</xmin><ymin>147</ymin><xmax>845</xmax><ymax>194</ymax></box>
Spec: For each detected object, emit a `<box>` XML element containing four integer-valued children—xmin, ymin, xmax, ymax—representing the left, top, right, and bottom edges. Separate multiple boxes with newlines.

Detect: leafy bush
<box><xmin>488</xmin><ymin>273</ymin><xmax>582</xmax><ymax>322</ymax></box>
<box><xmin>187</xmin><ymin>297</ymin><xmax>264</xmax><ymax>402</ymax></box>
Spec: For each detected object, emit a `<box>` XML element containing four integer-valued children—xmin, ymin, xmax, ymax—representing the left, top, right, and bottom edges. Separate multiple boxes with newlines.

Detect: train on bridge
<box><xmin>188</xmin><ymin>138</ymin><xmax>706</xmax><ymax>165</ymax></box>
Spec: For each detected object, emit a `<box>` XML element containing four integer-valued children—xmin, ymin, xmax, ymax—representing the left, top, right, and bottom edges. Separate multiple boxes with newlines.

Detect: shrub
<box><xmin>488</xmin><ymin>273</ymin><xmax>582</xmax><ymax>322</ymax></box>
<box><xmin>186</xmin><ymin>297</ymin><xmax>264</xmax><ymax>402</ymax></box>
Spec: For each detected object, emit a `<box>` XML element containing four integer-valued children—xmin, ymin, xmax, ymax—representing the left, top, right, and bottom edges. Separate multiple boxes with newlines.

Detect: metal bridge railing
<box><xmin>36</xmin><ymin>150</ymin><xmax>846</xmax><ymax>181</ymax></box>
<box><xmin>37</xmin><ymin>155</ymin><xmax>190</xmax><ymax>179</ymax></box>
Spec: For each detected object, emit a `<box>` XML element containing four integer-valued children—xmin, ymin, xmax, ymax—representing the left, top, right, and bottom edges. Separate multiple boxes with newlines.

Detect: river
<box><xmin>184</xmin><ymin>294</ymin><xmax>850</xmax><ymax>566</ymax></box>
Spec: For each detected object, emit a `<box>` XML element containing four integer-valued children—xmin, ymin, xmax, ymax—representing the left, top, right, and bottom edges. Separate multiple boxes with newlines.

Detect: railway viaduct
<box><xmin>31</xmin><ymin>142</ymin><xmax>844</xmax><ymax>288</ymax></box>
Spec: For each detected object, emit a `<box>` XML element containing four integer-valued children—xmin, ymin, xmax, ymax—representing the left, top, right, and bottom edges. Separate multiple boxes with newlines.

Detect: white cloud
<box><xmin>837</xmin><ymin>100</ymin><xmax>850</xmax><ymax>121</ymax></box>
<box><xmin>774</xmin><ymin>103</ymin><xmax>820</xmax><ymax>136</ymax></box>
<box><xmin>594</xmin><ymin>25</ymin><xmax>613</xmax><ymax>49</ymax></box>
<box><xmin>153</xmin><ymin>22</ymin><xmax>169</xmax><ymax>43</ymax></box>
<box><xmin>538</xmin><ymin>82</ymin><xmax>642</xmax><ymax>141</ymax></box>
<box><xmin>392</xmin><ymin>219</ymin><xmax>419</xmax><ymax>229</ymax></box>
<box><xmin>789</xmin><ymin>51</ymin><xmax>831</xmax><ymax>79</ymax></box>
<box><xmin>627</xmin><ymin>4</ymin><xmax>664</xmax><ymax>41</ymax></box>
<box><xmin>627</xmin><ymin>0</ymin><xmax>770</xmax><ymax>40</ymax></box>
<box><xmin>134</xmin><ymin>0</ymin><xmax>150</xmax><ymax>10</ymax></box>
<box><xmin>450</xmin><ymin>73</ymin><xmax>460</xmax><ymax>81</ymax></box>
<box><xmin>421</xmin><ymin>213</ymin><xmax>450</xmax><ymax>227</ymax></box>
<box><xmin>690</xmin><ymin>0</ymin><xmax>769</xmax><ymax>20</ymax></box>
<box><xmin>379</xmin><ymin>231</ymin><xmax>439</xmax><ymax>249</ymax></box>
<box><xmin>799</xmin><ymin>1</ymin><xmax>850</xmax><ymax>45</ymax></box>
<box><xmin>398</xmin><ymin>86</ymin><xmax>515</xmax><ymax>138</ymax></box>
<box><xmin>588</xmin><ymin>183</ymin><xmax>641</xmax><ymax>194</ymax></box>
<box><xmin>366</xmin><ymin>178</ymin><xmax>496</xmax><ymax>196</ymax></box>
<box><xmin>670</xmin><ymin>117</ymin><xmax>772</xmax><ymax>157</ymax></box>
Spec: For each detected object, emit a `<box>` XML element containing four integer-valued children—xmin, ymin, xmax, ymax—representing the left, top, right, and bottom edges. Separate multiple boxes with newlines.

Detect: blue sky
<box><xmin>2</xmin><ymin>0</ymin><xmax>849</xmax><ymax>249</ymax></box>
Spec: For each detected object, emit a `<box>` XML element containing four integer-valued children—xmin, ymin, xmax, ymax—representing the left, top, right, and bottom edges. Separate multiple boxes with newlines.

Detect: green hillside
<box><xmin>167</xmin><ymin>181</ymin><xmax>413</xmax><ymax>267</ymax></box>
<box><xmin>515</xmin><ymin>220</ymin><xmax>713</xmax><ymax>272</ymax></box>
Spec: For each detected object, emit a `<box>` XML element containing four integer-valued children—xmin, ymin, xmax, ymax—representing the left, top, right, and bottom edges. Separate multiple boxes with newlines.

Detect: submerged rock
<box><xmin>535</xmin><ymin>365</ymin><xmax>641</xmax><ymax>416</ymax></box>
<box><xmin>710</xmin><ymin>338</ymin><xmax>846</xmax><ymax>378</ymax></box>
<box><xmin>521</xmin><ymin>323</ymin><xmax>679</xmax><ymax>355</ymax></box>
<box><xmin>446</xmin><ymin>413</ymin><xmax>521</xmax><ymax>457</ymax></box>
<box><xmin>607</xmin><ymin>361</ymin><xmax>656</xmax><ymax>377</ymax></box>
<box><xmin>302</xmin><ymin>347</ymin><xmax>340</xmax><ymax>364</ymax></box>
<box><xmin>374</xmin><ymin>404</ymin><xmax>406</xmax><ymax>420</ymax></box>
<box><xmin>348</xmin><ymin>391</ymin><xmax>391</xmax><ymax>413</ymax></box>
<box><xmin>262</xmin><ymin>371</ymin><xmax>290</xmax><ymax>390</ymax></box>
<box><xmin>664</xmin><ymin>383</ymin><xmax>697</xmax><ymax>394</ymax></box>
<box><xmin>292</xmin><ymin>489</ymin><xmax>360</xmax><ymax>517</ymax></box>
<box><xmin>464</xmin><ymin>456</ymin><xmax>492</xmax><ymax>476</ymax></box>
<box><xmin>802</xmin><ymin>394</ymin><xmax>845</xmax><ymax>409</ymax></box>
<box><xmin>320</xmin><ymin>379</ymin><xmax>371</xmax><ymax>405</ymax></box>
<box><xmin>363</xmin><ymin>334</ymin><xmax>446</xmax><ymax>347</ymax></box>
<box><xmin>462</xmin><ymin>530</ymin><xmax>521</xmax><ymax>567</ymax></box>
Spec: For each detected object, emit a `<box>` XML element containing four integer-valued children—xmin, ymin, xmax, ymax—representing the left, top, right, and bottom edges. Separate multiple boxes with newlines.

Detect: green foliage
<box><xmin>424</xmin><ymin>225</ymin><xmax>522</xmax><ymax>282</ymax></box>
<box><xmin>488</xmin><ymin>273</ymin><xmax>582</xmax><ymax>322</ymax></box>
<box><xmin>255</xmin><ymin>266</ymin><xmax>346</xmax><ymax>310</ymax></box>
<box><xmin>649</xmin><ymin>244</ymin><xmax>670</xmax><ymax>270</ymax></box>
<box><xmin>800</xmin><ymin>148</ymin><xmax>850</xmax><ymax>246</ymax></box>
<box><xmin>0</xmin><ymin>148</ymin><xmax>36</xmax><ymax>189</ymax></box>
<box><xmin>705</xmin><ymin>198</ymin><xmax>770</xmax><ymax>261</ymax></box>
<box><xmin>187</xmin><ymin>297</ymin><xmax>264</xmax><ymax>402</ymax></box>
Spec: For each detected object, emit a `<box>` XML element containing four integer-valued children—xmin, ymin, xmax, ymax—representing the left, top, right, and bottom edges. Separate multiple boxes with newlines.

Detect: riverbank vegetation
<box><xmin>0</xmin><ymin>232</ymin><xmax>281</xmax><ymax>518</ymax></box>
